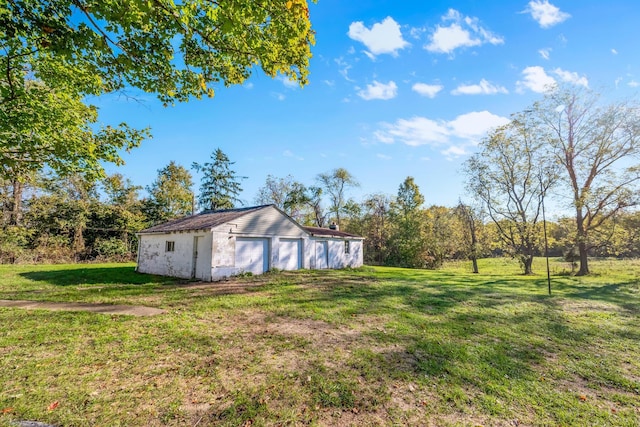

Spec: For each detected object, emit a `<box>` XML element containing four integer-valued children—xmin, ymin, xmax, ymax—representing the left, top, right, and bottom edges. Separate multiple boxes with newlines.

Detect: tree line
<box><xmin>2</xmin><ymin>143</ymin><xmax>639</xmax><ymax>270</ymax></box>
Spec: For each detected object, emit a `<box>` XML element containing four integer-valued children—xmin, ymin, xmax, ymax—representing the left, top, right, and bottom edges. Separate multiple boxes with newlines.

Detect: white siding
<box><xmin>276</xmin><ymin>238</ymin><xmax>302</xmax><ymax>270</ymax></box>
<box><xmin>309</xmin><ymin>237</ymin><xmax>364</xmax><ymax>270</ymax></box>
<box><xmin>230</xmin><ymin>206</ymin><xmax>306</xmax><ymax>237</ymax></box>
<box><xmin>137</xmin><ymin>231</ymin><xmax>213</xmax><ymax>280</ymax></box>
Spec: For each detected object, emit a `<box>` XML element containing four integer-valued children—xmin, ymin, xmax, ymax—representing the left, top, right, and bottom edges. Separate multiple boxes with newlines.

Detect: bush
<box><xmin>32</xmin><ymin>234</ymin><xmax>75</xmax><ymax>263</ymax></box>
<box><xmin>93</xmin><ymin>237</ymin><xmax>130</xmax><ymax>261</ymax></box>
<box><xmin>0</xmin><ymin>226</ymin><xmax>31</xmax><ymax>263</ymax></box>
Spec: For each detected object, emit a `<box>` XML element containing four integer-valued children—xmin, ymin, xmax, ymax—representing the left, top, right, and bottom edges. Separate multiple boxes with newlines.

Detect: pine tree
<box><xmin>192</xmin><ymin>149</ymin><xmax>246</xmax><ymax>211</ymax></box>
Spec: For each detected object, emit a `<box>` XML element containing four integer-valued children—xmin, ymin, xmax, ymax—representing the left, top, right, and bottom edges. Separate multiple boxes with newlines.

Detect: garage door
<box><xmin>315</xmin><ymin>241</ymin><xmax>328</xmax><ymax>269</ymax></box>
<box><xmin>235</xmin><ymin>238</ymin><xmax>269</xmax><ymax>275</ymax></box>
<box><xmin>278</xmin><ymin>239</ymin><xmax>301</xmax><ymax>271</ymax></box>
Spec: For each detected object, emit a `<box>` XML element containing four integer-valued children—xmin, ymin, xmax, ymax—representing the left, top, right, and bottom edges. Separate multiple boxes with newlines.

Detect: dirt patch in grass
<box><xmin>0</xmin><ymin>299</ymin><xmax>165</xmax><ymax>316</ymax></box>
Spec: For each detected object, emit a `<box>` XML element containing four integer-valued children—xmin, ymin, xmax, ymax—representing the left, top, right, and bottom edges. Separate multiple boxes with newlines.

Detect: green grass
<box><xmin>0</xmin><ymin>258</ymin><xmax>639</xmax><ymax>426</ymax></box>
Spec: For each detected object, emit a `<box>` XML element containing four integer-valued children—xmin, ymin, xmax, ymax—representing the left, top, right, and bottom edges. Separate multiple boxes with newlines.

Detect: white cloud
<box><xmin>243</xmin><ymin>82</ymin><xmax>254</xmax><ymax>89</ymax></box>
<box><xmin>278</xmin><ymin>75</ymin><xmax>299</xmax><ymax>89</ymax></box>
<box><xmin>335</xmin><ymin>57</ymin><xmax>354</xmax><ymax>82</ymax></box>
<box><xmin>323</xmin><ymin>80</ymin><xmax>335</xmax><ymax>87</ymax></box>
<box><xmin>441</xmin><ymin>145</ymin><xmax>468</xmax><ymax>159</ymax></box>
<box><xmin>524</xmin><ymin>0</ymin><xmax>571</xmax><ymax>28</ymax></box>
<box><xmin>448</xmin><ymin>111</ymin><xmax>510</xmax><ymax>140</ymax></box>
<box><xmin>376</xmin><ymin>153</ymin><xmax>392</xmax><ymax>160</ymax></box>
<box><xmin>271</xmin><ymin>92</ymin><xmax>286</xmax><ymax>101</ymax></box>
<box><xmin>615</xmin><ymin>77</ymin><xmax>623</xmax><ymax>88</ymax></box>
<box><xmin>451</xmin><ymin>79</ymin><xmax>508</xmax><ymax>95</ymax></box>
<box><xmin>553</xmin><ymin>68</ymin><xmax>589</xmax><ymax>87</ymax></box>
<box><xmin>611</xmin><ymin>48</ymin><xmax>618</xmax><ymax>55</ymax></box>
<box><xmin>629</xmin><ymin>80</ymin><xmax>639</xmax><ymax>88</ymax></box>
<box><xmin>517</xmin><ymin>66</ymin><xmax>588</xmax><ymax>93</ymax></box>
<box><xmin>517</xmin><ymin>66</ymin><xmax>557</xmax><ymax>93</ymax></box>
<box><xmin>357</xmin><ymin>81</ymin><xmax>398</xmax><ymax>100</ymax></box>
<box><xmin>412</xmin><ymin>83</ymin><xmax>444</xmax><ymax>98</ymax></box>
<box><xmin>425</xmin><ymin>9</ymin><xmax>503</xmax><ymax>54</ymax></box>
<box><xmin>376</xmin><ymin>117</ymin><xmax>449</xmax><ymax>146</ymax></box>
<box><xmin>283</xmin><ymin>150</ymin><xmax>304</xmax><ymax>161</ymax></box>
<box><xmin>374</xmin><ymin>110</ymin><xmax>508</xmax><ymax>148</ymax></box>
<box><xmin>539</xmin><ymin>48</ymin><xmax>551</xmax><ymax>60</ymax></box>
<box><xmin>348</xmin><ymin>17</ymin><xmax>409</xmax><ymax>57</ymax></box>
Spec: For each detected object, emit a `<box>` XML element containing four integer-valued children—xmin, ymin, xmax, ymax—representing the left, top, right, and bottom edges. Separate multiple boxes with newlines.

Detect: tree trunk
<box><xmin>576</xmin><ymin>240</ymin><xmax>590</xmax><ymax>276</ymax></box>
<box><xmin>471</xmin><ymin>256</ymin><xmax>479</xmax><ymax>274</ymax></box>
<box><xmin>9</xmin><ymin>180</ymin><xmax>23</xmax><ymax>226</ymax></box>
<box><xmin>575</xmin><ymin>208</ymin><xmax>590</xmax><ymax>276</ymax></box>
<box><xmin>522</xmin><ymin>256</ymin><xmax>534</xmax><ymax>275</ymax></box>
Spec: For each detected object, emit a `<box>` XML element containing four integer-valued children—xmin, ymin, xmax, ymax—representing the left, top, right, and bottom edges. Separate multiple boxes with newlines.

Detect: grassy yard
<box><xmin>0</xmin><ymin>258</ymin><xmax>639</xmax><ymax>426</ymax></box>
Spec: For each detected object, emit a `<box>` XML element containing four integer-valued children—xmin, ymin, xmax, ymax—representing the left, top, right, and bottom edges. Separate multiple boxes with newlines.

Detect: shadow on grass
<box><xmin>20</xmin><ymin>265</ymin><xmax>175</xmax><ymax>286</ymax></box>
<box><xmin>569</xmin><ymin>281</ymin><xmax>640</xmax><ymax>314</ymax></box>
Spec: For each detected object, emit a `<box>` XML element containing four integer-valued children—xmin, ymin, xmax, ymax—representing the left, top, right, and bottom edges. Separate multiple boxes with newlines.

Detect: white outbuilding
<box><xmin>136</xmin><ymin>205</ymin><xmax>364</xmax><ymax>281</ymax></box>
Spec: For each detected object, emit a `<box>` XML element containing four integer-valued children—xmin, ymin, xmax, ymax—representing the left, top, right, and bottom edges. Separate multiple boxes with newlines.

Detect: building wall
<box><xmin>230</xmin><ymin>206</ymin><xmax>307</xmax><ymax>237</ymax></box>
<box><xmin>309</xmin><ymin>237</ymin><xmax>364</xmax><ymax>269</ymax></box>
<box><xmin>137</xmin><ymin>231</ymin><xmax>213</xmax><ymax>280</ymax></box>
<box><xmin>137</xmin><ymin>206</ymin><xmax>364</xmax><ymax>281</ymax></box>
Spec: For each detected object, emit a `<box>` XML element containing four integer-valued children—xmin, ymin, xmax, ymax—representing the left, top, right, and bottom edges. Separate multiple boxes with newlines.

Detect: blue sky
<box><xmin>97</xmin><ymin>0</ymin><xmax>640</xmax><ymax>212</ymax></box>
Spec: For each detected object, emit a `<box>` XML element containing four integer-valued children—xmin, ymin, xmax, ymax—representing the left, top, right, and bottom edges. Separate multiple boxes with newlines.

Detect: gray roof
<box><xmin>304</xmin><ymin>226</ymin><xmax>363</xmax><ymax>239</ymax></box>
<box><xmin>139</xmin><ymin>204</ymin><xmax>363</xmax><ymax>239</ymax></box>
<box><xmin>139</xmin><ymin>205</ymin><xmax>272</xmax><ymax>234</ymax></box>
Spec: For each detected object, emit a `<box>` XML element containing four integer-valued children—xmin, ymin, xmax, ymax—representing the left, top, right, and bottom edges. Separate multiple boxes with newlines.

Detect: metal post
<box><xmin>540</xmin><ymin>181</ymin><xmax>551</xmax><ymax>295</ymax></box>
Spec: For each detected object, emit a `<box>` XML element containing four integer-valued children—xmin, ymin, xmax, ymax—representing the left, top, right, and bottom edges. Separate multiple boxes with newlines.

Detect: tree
<box><xmin>192</xmin><ymin>149</ymin><xmax>245</xmax><ymax>211</ymax></box>
<box><xmin>102</xmin><ymin>174</ymin><xmax>141</xmax><ymax>207</ymax></box>
<box><xmin>2</xmin><ymin>0</ymin><xmax>315</xmax><ymax>104</ymax></box>
<box><xmin>146</xmin><ymin>161</ymin><xmax>194</xmax><ymax>222</ymax></box>
<box><xmin>2</xmin><ymin>1</ymin><xmax>313</xmax><ymax>193</ymax></box>
<box><xmin>254</xmin><ymin>174</ymin><xmax>308</xmax><ymax>222</ymax></box>
<box><xmin>317</xmin><ymin>167</ymin><xmax>359</xmax><ymax>226</ymax></box>
<box><xmin>302</xmin><ymin>185</ymin><xmax>325</xmax><ymax>227</ymax></box>
<box><xmin>465</xmin><ymin>113</ymin><xmax>556</xmax><ymax>274</ymax></box>
<box><xmin>396</xmin><ymin>176</ymin><xmax>424</xmax><ymax>215</ymax></box>
<box><xmin>0</xmin><ymin>77</ymin><xmax>148</xmax><ymax>198</ymax></box>
<box><xmin>25</xmin><ymin>173</ymin><xmax>99</xmax><ymax>260</ymax></box>
<box><xmin>355</xmin><ymin>193</ymin><xmax>393</xmax><ymax>265</ymax></box>
<box><xmin>387</xmin><ymin>177</ymin><xmax>428</xmax><ymax>268</ymax></box>
<box><xmin>456</xmin><ymin>201</ymin><xmax>481</xmax><ymax>273</ymax></box>
<box><xmin>535</xmin><ymin>87</ymin><xmax>640</xmax><ymax>275</ymax></box>
<box><xmin>422</xmin><ymin>205</ymin><xmax>460</xmax><ymax>269</ymax></box>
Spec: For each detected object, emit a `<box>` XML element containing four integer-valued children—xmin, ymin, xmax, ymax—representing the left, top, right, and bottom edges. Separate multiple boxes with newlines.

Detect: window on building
<box><xmin>344</xmin><ymin>240</ymin><xmax>350</xmax><ymax>254</ymax></box>
<box><xmin>165</xmin><ymin>241</ymin><xmax>175</xmax><ymax>252</ymax></box>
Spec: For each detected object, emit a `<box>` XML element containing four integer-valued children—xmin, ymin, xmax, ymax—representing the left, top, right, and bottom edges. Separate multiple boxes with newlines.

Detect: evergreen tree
<box><xmin>192</xmin><ymin>149</ymin><xmax>246</xmax><ymax>211</ymax></box>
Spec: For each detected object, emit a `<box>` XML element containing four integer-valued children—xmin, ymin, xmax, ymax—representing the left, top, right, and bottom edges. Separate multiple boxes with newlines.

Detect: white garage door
<box><xmin>278</xmin><ymin>239</ymin><xmax>301</xmax><ymax>271</ymax></box>
<box><xmin>315</xmin><ymin>241</ymin><xmax>328</xmax><ymax>269</ymax></box>
<box><xmin>235</xmin><ymin>238</ymin><xmax>269</xmax><ymax>275</ymax></box>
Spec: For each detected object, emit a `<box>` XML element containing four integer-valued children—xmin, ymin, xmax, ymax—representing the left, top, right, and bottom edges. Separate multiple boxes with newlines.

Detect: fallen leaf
<box><xmin>2</xmin><ymin>408</ymin><xmax>14</xmax><ymax>414</ymax></box>
<box><xmin>352</xmin><ymin>407</ymin><xmax>359</xmax><ymax>414</ymax></box>
<box><xmin>611</xmin><ymin>407</ymin><xmax>617</xmax><ymax>413</ymax></box>
<box><xmin>579</xmin><ymin>395</ymin><xmax>587</xmax><ymax>401</ymax></box>
<box><xmin>48</xmin><ymin>401</ymin><xmax>59</xmax><ymax>411</ymax></box>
